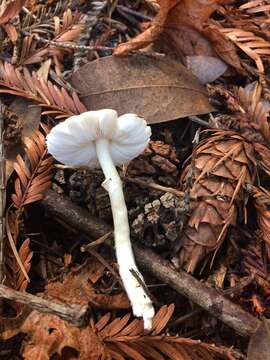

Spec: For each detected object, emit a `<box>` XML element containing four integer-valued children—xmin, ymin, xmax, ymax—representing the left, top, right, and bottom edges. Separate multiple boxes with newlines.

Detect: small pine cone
<box><xmin>177</xmin><ymin>130</ymin><xmax>254</xmax><ymax>273</ymax></box>
<box><xmin>127</xmin><ymin>140</ymin><xmax>180</xmax><ymax>186</ymax></box>
<box><xmin>131</xmin><ymin>192</ymin><xmax>186</xmax><ymax>249</ymax></box>
<box><xmin>69</xmin><ymin>170</ymin><xmax>111</xmax><ymax>220</ymax></box>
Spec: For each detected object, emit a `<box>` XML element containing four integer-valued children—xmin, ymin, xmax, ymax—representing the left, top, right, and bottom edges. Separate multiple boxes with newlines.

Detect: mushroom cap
<box><xmin>46</xmin><ymin>109</ymin><xmax>151</xmax><ymax>168</ymax></box>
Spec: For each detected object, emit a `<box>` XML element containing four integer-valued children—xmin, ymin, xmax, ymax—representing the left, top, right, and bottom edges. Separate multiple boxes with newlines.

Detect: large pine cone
<box><xmin>176</xmin><ymin>82</ymin><xmax>270</xmax><ymax>273</ymax></box>
<box><xmin>177</xmin><ymin>130</ymin><xmax>254</xmax><ymax>273</ymax></box>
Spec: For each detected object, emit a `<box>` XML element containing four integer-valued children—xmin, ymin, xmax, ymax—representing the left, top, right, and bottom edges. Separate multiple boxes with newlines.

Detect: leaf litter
<box><xmin>0</xmin><ymin>0</ymin><xmax>270</xmax><ymax>359</ymax></box>
<box><xmin>71</xmin><ymin>54</ymin><xmax>214</xmax><ymax>123</ymax></box>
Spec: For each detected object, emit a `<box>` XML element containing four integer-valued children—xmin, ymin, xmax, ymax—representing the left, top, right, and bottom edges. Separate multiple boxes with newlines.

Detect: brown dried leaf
<box><xmin>5</xmin><ymin>98</ymin><xmax>41</xmax><ymax>179</ymax></box>
<box><xmin>71</xmin><ymin>54</ymin><xmax>213</xmax><ymax>124</ymax></box>
<box><xmin>21</xmin><ymin>305</ymin><xmax>238</xmax><ymax>360</ymax></box>
<box><xmin>114</xmin><ymin>1</ymin><xmax>245</xmax><ymax>72</ymax></box>
<box><xmin>251</xmin><ymin>186</ymin><xmax>270</xmax><ymax>261</ymax></box>
<box><xmin>46</xmin><ymin>260</ymin><xmax>130</xmax><ymax>310</ymax></box>
<box><xmin>21</xmin><ymin>311</ymin><xmax>106</xmax><ymax>360</ymax></box>
<box><xmin>115</xmin><ymin>0</ymin><xmax>219</xmax><ymax>56</ymax></box>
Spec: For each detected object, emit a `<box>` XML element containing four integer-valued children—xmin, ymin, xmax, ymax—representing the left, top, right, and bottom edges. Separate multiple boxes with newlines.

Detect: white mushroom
<box><xmin>46</xmin><ymin>109</ymin><xmax>154</xmax><ymax>329</ymax></box>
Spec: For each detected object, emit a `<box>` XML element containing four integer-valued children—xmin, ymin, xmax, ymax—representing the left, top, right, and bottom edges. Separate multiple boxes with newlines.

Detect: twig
<box><xmin>0</xmin><ymin>284</ymin><xmax>89</xmax><ymax>326</ymax></box>
<box><xmin>81</xmin><ymin>231</ymin><xmax>113</xmax><ymax>251</ymax></box>
<box><xmin>188</xmin><ymin>115</ymin><xmax>214</xmax><ymax>128</ymax></box>
<box><xmin>25</xmin><ymin>32</ymin><xmax>113</xmax><ymax>52</ymax></box>
<box><xmin>41</xmin><ymin>190</ymin><xmax>110</xmax><ymax>239</ymax></box>
<box><xmin>40</xmin><ymin>189</ymin><xmax>261</xmax><ymax>337</ymax></box>
<box><xmin>123</xmin><ymin>176</ymin><xmax>186</xmax><ymax>198</ymax></box>
<box><xmin>135</xmin><ymin>246</ymin><xmax>260</xmax><ymax>337</ymax></box>
<box><xmin>0</xmin><ymin>103</ymin><xmax>5</xmax><ymax>284</ymax></box>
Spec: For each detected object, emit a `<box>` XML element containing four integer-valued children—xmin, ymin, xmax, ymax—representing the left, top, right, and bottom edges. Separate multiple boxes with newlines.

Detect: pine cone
<box><xmin>177</xmin><ymin>130</ymin><xmax>253</xmax><ymax>272</ymax></box>
<box><xmin>127</xmin><ymin>140</ymin><xmax>180</xmax><ymax>186</ymax></box>
<box><xmin>131</xmin><ymin>192</ymin><xmax>186</xmax><ymax>249</ymax></box>
<box><xmin>69</xmin><ymin>170</ymin><xmax>111</xmax><ymax>220</ymax></box>
<box><xmin>177</xmin><ymin>82</ymin><xmax>270</xmax><ymax>273</ymax></box>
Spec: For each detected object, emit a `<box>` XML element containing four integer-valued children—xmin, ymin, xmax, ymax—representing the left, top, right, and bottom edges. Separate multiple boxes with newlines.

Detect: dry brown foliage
<box><xmin>5</xmin><ymin>126</ymin><xmax>53</xmax><ymax>295</ymax></box>
<box><xmin>114</xmin><ymin>0</ymin><xmax>220</xmax><ymax>57</ymax></box>
<box><xmin>0</xmin><ymin>0</ymin><xmax>25</xmax><ymax>43</ymax></box>
<box><xmin>0</xmin><ymin>61</ymin><xmax>87</xmax><ymax>118</ymax></box>
<box><xmin>46</xmin><ymin>259</ymin><xmax>130</xmax><ymax>311</ymax></box>
<box><xmin>20</xmin><ymin>9</ymin><xmax>85</xmax><ymax>65</ymax></box>
<box><xmin>114</xmin><ymin>0</ymin><xmax>270</xmax><ymax>73</ymax></box>
<box><xmin>12</xmin><ymin>126</ymin><xmax>53</xmax><ymax>208</ymax></box>
<box><xmin>5</xmin><ymin>211</ymin><xmax>32</xmax><ymax>293</ymax></box>
<box><xmin>218</xmin><ymin>28</ymin><xmax>270</xmax><ymax>73</ymax></box>
<box><xmin>177</xmin><ymin>82</ymin><xmax>270</xmax><ymax>272</ymax></box>
<box><xmin>21</xmin><ymin>304</ymin><xmax>240</xmax><ymax>360</ymax></box>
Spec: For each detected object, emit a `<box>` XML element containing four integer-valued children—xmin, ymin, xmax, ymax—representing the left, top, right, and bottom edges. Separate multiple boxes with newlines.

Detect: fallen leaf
<box><xmin>21</xmin><ymin>305</ymin><xmax>240</xmax><ymax>360</ymax></box>
<box><xmin>71</xmin><ymin>54</ymin><xmax>214</xmax><ymax>124</ymax></box>
<box><xmin>21</xmin><ymin>311</ymin><xmax>105</xmax><ymax>360</ymax></box>
<box><xmin>247</xmin><ymin>319</ymin><xmax>270</xmax><ymax>360</ymax></box>
<box><xmin>186</xmin><ymin>55</ymin><xmax>228</xmax><ymax>83</ymax></box>
<box><xmin>46</xmin><ymin>260</ymin><xmax>129</xmax><ymax>310</ymax></box>
<box><xmin>114</xmin><ymin>0</ymin><xmax>242</xmax><ymax>71</ymax></box>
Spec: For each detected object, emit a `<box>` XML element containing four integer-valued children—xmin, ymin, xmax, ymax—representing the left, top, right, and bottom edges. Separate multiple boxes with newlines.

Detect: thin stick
<box><xmin>188</xmin><ymin>115</ymin><xmax>214</xmax><ymax>128</ymax></box>
<box><xmin>123</xmin><ymin>176</ymin><xmax>187</xmax><ymax>198</ymax></box>
<box><xmin>135</xmin><ymin>246</ymin><xmax>260</xmax><ymax>337</ymax></box>
<box><xmin>40</xmin><ymin>189</ymin><xmax>261</xmax><ymax>337</ymax></box>
<box><xmin>0</xmin><ymin>284</ymin><xmax>88</xmax><ymax>326</ymax></box>
<box><xmin>26</xmin><ymin>32</ymin><xmax>113</xmax><ymax>52</ymax></box>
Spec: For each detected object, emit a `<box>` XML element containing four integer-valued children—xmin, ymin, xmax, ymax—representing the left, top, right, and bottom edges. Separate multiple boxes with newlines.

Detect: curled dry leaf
<box><xmin>114</xmin><ymin>0</ymin><xmax>219</xmax><ymax>57</ymax></box>
<box><xmin>71</xmin><ymin>54</ymin><xmax>214</xmax><ymax>124</ymax></box>
<box><xmin>114</xmin><ymin>0</ymin><xmax>241</xmax><ymax>72</ymax></box>
<box><xmin>46</xmin><ymin>260</ymin><xmax>130</xmax><ymax>310</ymax></box>
<box><xmin>21</xmin><ymin>304</ymin><xmax>240</xmax><ymax>360</ymax></box>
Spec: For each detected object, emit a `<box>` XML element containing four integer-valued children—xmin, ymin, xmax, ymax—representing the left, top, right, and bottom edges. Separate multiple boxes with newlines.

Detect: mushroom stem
<box><xmin>96</xmin><ymin>138</ymin><xmax>154</xmax><ymax>329</ymax></box>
